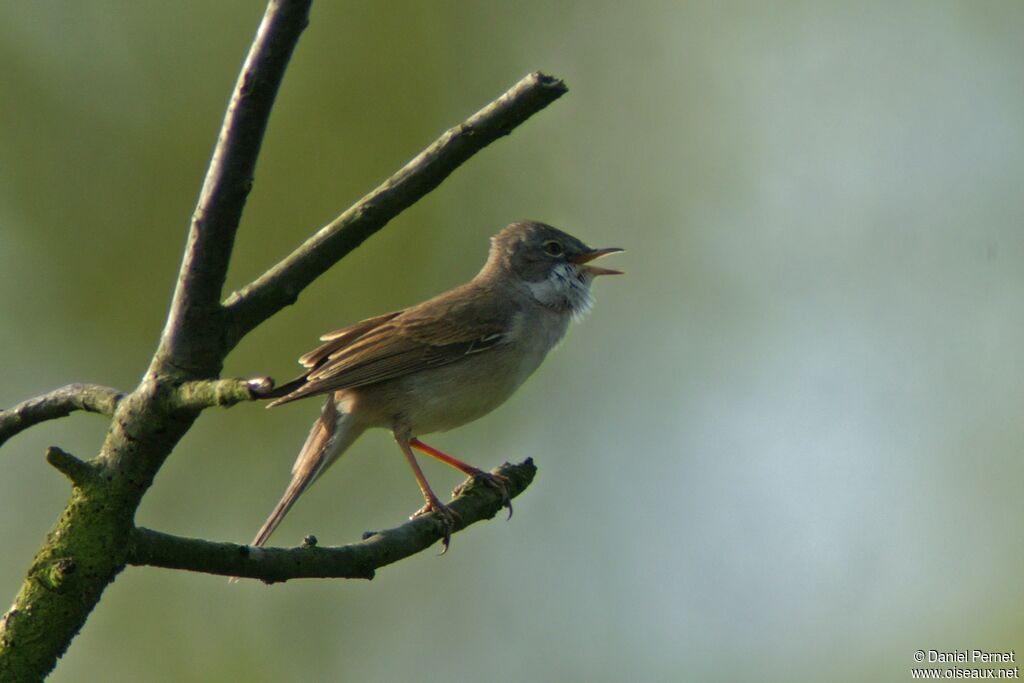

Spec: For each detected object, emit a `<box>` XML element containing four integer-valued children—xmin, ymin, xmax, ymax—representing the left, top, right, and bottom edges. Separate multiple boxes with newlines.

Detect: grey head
<box><xmin>479</xmin><ymin>220</ymin><xmax>623</xmax><ymax>318</ymax></box>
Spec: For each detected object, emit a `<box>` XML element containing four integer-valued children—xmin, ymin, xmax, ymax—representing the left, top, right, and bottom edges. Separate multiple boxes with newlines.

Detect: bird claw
<box><xmin>453</xmin><ymin>471</ymin><xmax>513</xmax><ymax>520</ymax></box>
<box><xmin>411</xmin><ymin>499</ymin><xmax>460</xmax><ymax>554</ymax></box>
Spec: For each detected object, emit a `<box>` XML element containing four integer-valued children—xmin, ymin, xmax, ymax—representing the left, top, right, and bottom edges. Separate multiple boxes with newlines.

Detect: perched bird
<box><xmin>249</xmin><ymin>220</ymin><xmax>622</xmax><ymax>550</ymax></box>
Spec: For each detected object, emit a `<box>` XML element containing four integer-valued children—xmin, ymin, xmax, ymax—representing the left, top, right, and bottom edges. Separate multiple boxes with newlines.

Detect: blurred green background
<box><xmin>2</xmin><ymin>2</ymin><xmax>1023</xmax><ymax>681</ymax></box>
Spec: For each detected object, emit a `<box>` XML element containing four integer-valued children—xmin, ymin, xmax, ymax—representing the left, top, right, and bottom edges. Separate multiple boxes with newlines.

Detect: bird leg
<box><xmin>396</xmin><ymin>437</ymin><xmax>459</xmax><ymax>553</ymax></box>
<box><xmin>409</xmin><ymin>438</ymin><xmax>512</xmax><ymax>519</ymax></box>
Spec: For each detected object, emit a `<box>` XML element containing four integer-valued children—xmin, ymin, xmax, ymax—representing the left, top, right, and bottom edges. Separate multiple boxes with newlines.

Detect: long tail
<box><xmin>249</xmin><ymin>398</ymin><xmax>365</xmax><ymax>548</ymax></box>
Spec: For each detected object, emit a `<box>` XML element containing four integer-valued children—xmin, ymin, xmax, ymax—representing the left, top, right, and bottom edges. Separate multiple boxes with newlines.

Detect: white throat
<box><xmin>526</xmin><ymin>263</ymin><xmax>595</xmax><ymax>321</ymax></box>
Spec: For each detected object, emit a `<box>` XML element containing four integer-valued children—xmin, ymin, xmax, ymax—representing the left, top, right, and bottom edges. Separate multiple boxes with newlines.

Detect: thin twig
<box><xmin>45</xmin><ymin>447</ymin><xmax>98</xmax><ymax>489</ymax></box>
<box><xmin>222</xmin><ymin>71</ymin><xmax>568</xmax><ymax>346</ymax></box>
<box><xmin>129</xmin><ymin>459</ymin><xmax>536</xmax><ymax>583</ymax></box>
<box><xmin>173</xmin><ymin>377</ymin><xmax>275</xmax><ymax>410</ymax></box>
<box><xmin>0</xmin><ymin>384</ymin><xmax>124</xmax><ymax>448</ymax></box>
<box><xmin>152</xmin><ymin>0</ymin><xmax>312</xmax><ymax>375</ymax></box>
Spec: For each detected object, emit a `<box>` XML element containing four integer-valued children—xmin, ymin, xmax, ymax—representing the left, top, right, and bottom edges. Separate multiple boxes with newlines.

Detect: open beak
<box><xmin>573</xmin><ymin>247</ymin><xmax>624</xmax><ymax>276</ymax></box>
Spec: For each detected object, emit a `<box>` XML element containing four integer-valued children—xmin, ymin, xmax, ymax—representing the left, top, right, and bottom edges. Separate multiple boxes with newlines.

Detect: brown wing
<box><xmin>299</xmin><ymin>311</ymin><xmax>404</xmax><ymax>368</ymax></box>
<box><xmin>266</xmin><ymin>283</ymin><xmax>512</xmax><ymax>407</ymax></box>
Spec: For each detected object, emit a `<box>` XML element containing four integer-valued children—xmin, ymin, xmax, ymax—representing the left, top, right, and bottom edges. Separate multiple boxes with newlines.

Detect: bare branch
<box><xmin>0</xmin><ymin>0</ymin><xmax>567</xmax><ymax>673</ymax></box>
<box><xmin>0</xmin><ymin>384</ymin><xmax>124</xmax><ymax>448</ymax></box>
<box><xmin>152</xmin><ymin>0</ymin><xmax>312</xmax><ymax>376</ymax></box>
<box><xmin>45</xmin><ymin>447</ymin><xmax>98</xmax><ymax>489</ymax></box>
<box><xmin>173</xmin><ymin>377</ymin><xmax>275</xmax><ymax>411</ymax></box>
<box><xmin>222</xmin><ymin>71</ymin><xmax>568</xmax><ymax>346</ymax></box>
<box><xmin>0</xmin><ymin>6</ymin><xmax>316</xmax><ymax>676</ymax></box>
<box><xmin>129</xmin><ymin>459</ymin><xmax>536</xmax><ymax>583</ymax></box>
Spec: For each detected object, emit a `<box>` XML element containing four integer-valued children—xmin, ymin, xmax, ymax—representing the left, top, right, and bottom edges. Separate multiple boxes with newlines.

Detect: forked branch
<box><xmin>222</xmin><ymin>71</ymin><xmax>568</xmax><ymax>347</ymax></box>
<box><xmin>153</xmin><ymin>0</ymin><xmax>312</xmax><ymax>375</ymax></box>
<box><xmin>0</xmin><ymin>0</ymin><xmax>562</xmax><ymax>676</ymax></box>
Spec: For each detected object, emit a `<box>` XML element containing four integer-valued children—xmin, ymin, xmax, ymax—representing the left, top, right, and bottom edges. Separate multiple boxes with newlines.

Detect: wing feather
<box><xmin>267</xmin><ymin>283</ymin><xmax>514</xmax><ymax>407</ymax></box>
<box><xmin>299</xmin><ymin>311</ymin><xmax>403</xmax><ymax>368</ymax></box>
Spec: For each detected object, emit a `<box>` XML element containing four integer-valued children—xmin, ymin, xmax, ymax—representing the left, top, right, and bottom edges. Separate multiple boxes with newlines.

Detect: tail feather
<box><xmin>250</xmin><ymin>398</ymin><xmax>364</xmax><ymax>549</ymax></box>
<box><xmin>262</xmin><ymin>376</ymin><xmax>310</xmax><ymax>408</ymax></box>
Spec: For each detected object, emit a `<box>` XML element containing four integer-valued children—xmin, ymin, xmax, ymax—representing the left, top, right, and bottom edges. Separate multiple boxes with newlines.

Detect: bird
<box><xmin>248</xmin><ymin>220</ymin><xmax>622</xmax><ymax>552</ymax></box>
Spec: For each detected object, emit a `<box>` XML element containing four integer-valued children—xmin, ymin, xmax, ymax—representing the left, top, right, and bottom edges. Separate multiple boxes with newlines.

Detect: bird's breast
<box><xmin>353</xmin><ymin>309</ymin><xmax>571</xmax><ymax>436</ymax></box>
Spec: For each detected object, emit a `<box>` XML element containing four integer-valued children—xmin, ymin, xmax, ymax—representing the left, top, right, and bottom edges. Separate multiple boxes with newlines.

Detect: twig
<box><xmin>222</xmin><ymin>71</ymin><xmax>568</xmax><ymax>346</ymax></box>
<box><xmin>0</xmin><ymin>384</ymin><xmax>124</xmax><ymax>448</ymax></box>
<box><xmin>153</xmin><ymin>0</ymin><xmax>312</xmax><ymax>375</ymax></box>
<box><xmin>129</xmin><ymin>459</ymin><xmax>536</xmax><ymax>583</ymax></box>
<box><xmin>45</xmin><ymin>447</ymin><xmax>98</xmax><ymax>489</ymax></box>
<box><xmin>173</xmin><ymin>377</ymin><xmax>275</xmax><ymax>410</ymax></box>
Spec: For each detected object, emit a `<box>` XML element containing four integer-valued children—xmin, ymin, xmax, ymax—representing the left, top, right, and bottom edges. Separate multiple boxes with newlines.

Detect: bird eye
<box><xmin>542</xmin><ymin>240</ymin><xmax>564</xmax><ymax>257</ymax></box>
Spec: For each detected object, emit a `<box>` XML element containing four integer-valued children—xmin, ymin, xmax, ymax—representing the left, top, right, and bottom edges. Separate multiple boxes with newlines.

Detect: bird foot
<box><xmin>453</xmin><ymin>471</ymin><xmax>513</xmax><ymax>520</ymax></box>
<box><xmin>411</xmin><ymin>499</ymin><xmax>461</xmax><ymax>554</ymax></box>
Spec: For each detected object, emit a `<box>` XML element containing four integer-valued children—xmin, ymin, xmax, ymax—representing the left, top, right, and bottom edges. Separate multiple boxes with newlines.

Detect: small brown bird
<box><xmin>249</xmin><ymin>221</ymin><xmax>622</xmax><ymax>550</ymax></box>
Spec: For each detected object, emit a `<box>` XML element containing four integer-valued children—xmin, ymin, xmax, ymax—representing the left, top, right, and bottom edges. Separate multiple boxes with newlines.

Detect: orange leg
<box><xmin>410</xmin><ymin>438</ymin><xmax>490</xmax><ymax>477</ymax></box>
<box><xmin>395</xmin><ymin>437</ymin><xmax>458</xmax><ymax>553</ymax></box>
<box><xmin>410</xmin><ymin>438</ymin><xmax>512</xmax><ymax>518</ymax></box>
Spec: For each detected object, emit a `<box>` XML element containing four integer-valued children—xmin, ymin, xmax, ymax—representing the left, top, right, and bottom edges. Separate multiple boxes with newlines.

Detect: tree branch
<box><xmin>0</xmin><ymin>384</ymin><xmax>124</xmax><ymax>448</ymax></box>
<box><xmin>129</xmin><ymin>459</ymin><xmax>536</xmax><ymax>583</ymax></box>
<box><xmin>173</xmin><ymin>377</ymin><xmax>275</xmax><ymax>410</ymax></box>
<box><xmin>1</xmin><ymin>0</ymin><xmax>567</xmax><ymax>675</ymax></box>
<box><xmin>222</xmin><ymin>71</ymin><xmax>568</xmax><ymax>346</ymax></box>
<box><xmin>152</xmin><ymin>0</ymin><xmax>312</xmax><ymax>376</ymax></box>
<box><xmin>45</xmin><ymin>447</ymin><xmax>99</xmax><ymax>489</ymax></box>
<box><xmin>1</xmin><ymin>5</ymin><xmax>315</xmax><ymax>679</ymax></box>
